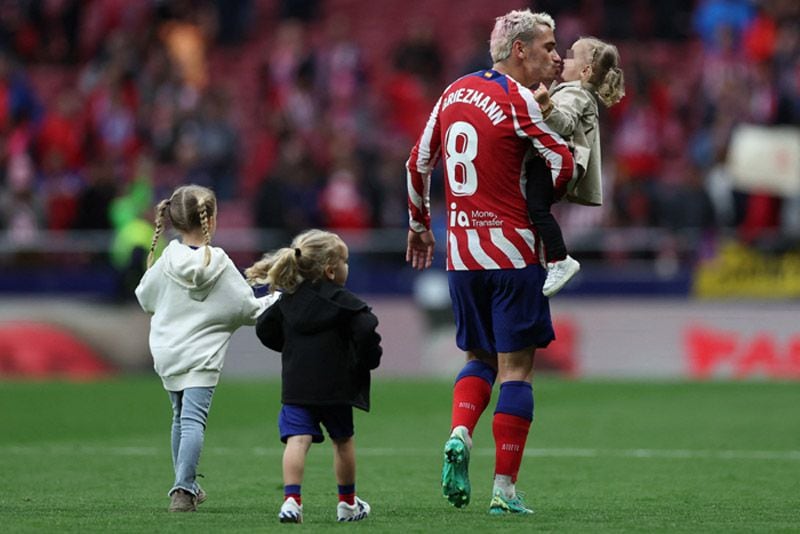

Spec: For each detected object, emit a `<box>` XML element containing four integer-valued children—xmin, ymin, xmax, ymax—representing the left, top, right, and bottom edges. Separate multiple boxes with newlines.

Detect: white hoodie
<box><xmin>135</xmin><ymin>240</ymin><xmax>277</xmax><ymax>391</ymax></box>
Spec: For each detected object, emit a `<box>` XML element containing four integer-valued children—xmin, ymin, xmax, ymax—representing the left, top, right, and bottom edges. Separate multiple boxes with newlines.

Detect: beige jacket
<box><xmin>544</xmin><ymin>81</ymin><xmax>603</xmax><ymax>206</ymax></box>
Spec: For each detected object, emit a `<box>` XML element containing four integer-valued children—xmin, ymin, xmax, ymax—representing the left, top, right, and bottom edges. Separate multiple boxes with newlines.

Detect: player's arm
<box><xmin>405</xmin><ymin>95</ymin><xmax>443</xmax><ymax>270</ymax></box>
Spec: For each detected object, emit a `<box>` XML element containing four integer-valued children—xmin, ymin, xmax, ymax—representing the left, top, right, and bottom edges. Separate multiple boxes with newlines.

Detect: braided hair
<box><xmin>146</xmin><ymin>184</ymin><xmax>217</xmax><ymax>268</ymax></box>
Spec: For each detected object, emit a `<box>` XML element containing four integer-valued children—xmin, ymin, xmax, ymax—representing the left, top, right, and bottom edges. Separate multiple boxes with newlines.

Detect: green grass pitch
<box><xmin>0</xmin><ymin>377</ymin><xmax>798</xmax><ymax>532</ymax></box>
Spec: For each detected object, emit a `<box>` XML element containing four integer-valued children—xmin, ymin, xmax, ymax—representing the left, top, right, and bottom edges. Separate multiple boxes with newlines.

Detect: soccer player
<box><xmin>405</xmin><ymin>9</ymin><xmax>575</xmax><ymax>515</ymax></box>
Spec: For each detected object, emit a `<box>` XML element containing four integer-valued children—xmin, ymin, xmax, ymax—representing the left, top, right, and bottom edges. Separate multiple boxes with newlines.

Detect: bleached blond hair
<box><xmin>490</xmin><ymin>9</ymin><xmax>555</xmax><ymax>63</ymax></box>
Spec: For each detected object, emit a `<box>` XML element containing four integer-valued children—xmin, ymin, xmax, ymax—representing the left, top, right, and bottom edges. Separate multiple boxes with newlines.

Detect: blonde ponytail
<box><xmin>246</xmin><ymin>229</ymin><xmax>346</xmax><ymax>294</ymax></box>
<box><xmin>582</xmin><ymin>37</ymin><xmax>625</xmax><ymax>108</ymax></box>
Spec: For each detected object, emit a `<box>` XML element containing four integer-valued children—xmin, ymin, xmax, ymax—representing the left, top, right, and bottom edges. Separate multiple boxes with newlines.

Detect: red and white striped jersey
<box><xmin>407</xmin><ymin>69</ymin><xmax>575</xmax><ymax>271</ymax></box>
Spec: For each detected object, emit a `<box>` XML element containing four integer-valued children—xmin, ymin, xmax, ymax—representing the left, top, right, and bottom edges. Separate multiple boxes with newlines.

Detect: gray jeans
<box><xmin>168</xmin><ymin>386</ymin><xmax>215</xmax><ymax>496</ymax></box>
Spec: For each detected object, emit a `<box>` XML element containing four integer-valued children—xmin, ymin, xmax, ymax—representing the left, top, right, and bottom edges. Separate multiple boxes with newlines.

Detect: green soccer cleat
<box><xmin>441</xmin><ymin>427</ymin><xmax>471</xmax><ymax>508</ymax></box>
<box><xmin>488</xmin><ymin>489</ymin><xmax>534</xmax><ymax>515</ymax></box>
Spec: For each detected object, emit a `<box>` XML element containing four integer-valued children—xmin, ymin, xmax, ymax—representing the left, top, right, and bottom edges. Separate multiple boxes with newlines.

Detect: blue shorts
<box><xmin>448</xmin><ymin>264</ymin><xmax>554</xmax><ymax>354</ymax></box>
<box><xmin>278</xmin><ymin>404</ymin><xmax>354</xmax><ymax>443</ymax></box>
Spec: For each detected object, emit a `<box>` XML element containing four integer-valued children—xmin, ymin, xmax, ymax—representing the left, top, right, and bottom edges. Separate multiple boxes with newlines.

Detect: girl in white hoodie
<box><xmin>135</xmin><ymin>184</ymin><xmax>277</xmax><ymax>512</ymax></box>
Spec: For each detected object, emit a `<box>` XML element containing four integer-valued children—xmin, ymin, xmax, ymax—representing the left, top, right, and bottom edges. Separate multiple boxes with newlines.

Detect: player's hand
<box><xmin>406</xmin><ymin>229</ymin><xmax>435</xmax><ymax>270</ymax></box>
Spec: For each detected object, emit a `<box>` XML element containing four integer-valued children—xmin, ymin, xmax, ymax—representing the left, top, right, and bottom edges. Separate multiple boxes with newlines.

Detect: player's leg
<box><xmin>490</xmin><ymin>349</ymin><xmax>535</xmax><ymax>515</ymax></box>
<box><xmin>451</xmin><ymin>352</ymin><xmax>497</xmax><ymax>440</ymax></box>
<box><xmin>488</xmin><ymin>264</ymin><xmax>553</xmax><ymax>514</ymax></box>
<box><xmin>443</xmin><ymin>271</ymin><xmax>497</xmax><ymax>508</ymax></box>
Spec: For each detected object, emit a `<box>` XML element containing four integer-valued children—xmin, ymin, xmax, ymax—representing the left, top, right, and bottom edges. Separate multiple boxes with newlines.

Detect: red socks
<box><xmin>451</xmin><ymin>375</ymin><xmax>493</xmax><ymax>434</ymax></box>
<box><xmin>492</xmin><ymin>412</ymin><xmax>531</xmax><ymax>482</ymax></box>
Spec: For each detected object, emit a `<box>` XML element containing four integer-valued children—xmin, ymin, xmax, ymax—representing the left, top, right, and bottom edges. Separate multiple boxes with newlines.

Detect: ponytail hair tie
<box><xmin>294</xmin><ymin>248</ymin><xmax>302</xmax><ymax>258</ymax></box>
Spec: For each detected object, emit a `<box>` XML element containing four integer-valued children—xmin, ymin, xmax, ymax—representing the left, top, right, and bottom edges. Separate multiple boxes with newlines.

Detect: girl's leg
<box><xmin>168</xmin><ymin>391</ymin><xmax>182</xmax><ymax>476</ymax></box>
<box><xmin>170</xmin><ymin>386</ymin><xmax>215</xmax><ymax>496</ymax></box>
<box><xmin>332</xmin><ymin>436</ymin><xmax>356</xmax><ymax>486</ymax></box>
<box><xmin>283</xmin><ymin>435</ymin><xmax>313</xmax><ymax>486</ymax></box>
<box><xmin>332</xmin><ymin>436</ymin><xmax>370</xmax><ymax>521</ymax></box>
<box><xmin>526</xmin><ymin>158</ymin><xmax>567</xmax><ymax>263</ymax></box>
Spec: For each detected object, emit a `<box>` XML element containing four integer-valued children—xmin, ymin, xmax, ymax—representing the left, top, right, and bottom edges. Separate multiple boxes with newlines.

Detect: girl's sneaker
<box><xmin>337</xmin><ymin>497</ymin><xmax>371</xmax><ymax>522</ymax></box>
<box><xmin>543</xmin><ymin>255</ymin><xmax>580</xmax><ymax>297</ymax></box>
<box><xmin>278</xmin><ymin>497</ymin><xmax>303</xmax><ymax>523</ymax></box>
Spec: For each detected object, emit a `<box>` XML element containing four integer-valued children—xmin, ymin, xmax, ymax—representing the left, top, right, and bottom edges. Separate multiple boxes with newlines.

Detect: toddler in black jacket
<box><xmin>246</xmin><ymin>229</ymin><xmax>382</xmax><ymax>524</ymax></box>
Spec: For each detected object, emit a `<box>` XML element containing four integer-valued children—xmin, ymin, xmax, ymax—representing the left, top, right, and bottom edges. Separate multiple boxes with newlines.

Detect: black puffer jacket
<box><xmin>255</xmin><ymin>279</ymin><xmax>382</xmax><ymax>411</ymax></box>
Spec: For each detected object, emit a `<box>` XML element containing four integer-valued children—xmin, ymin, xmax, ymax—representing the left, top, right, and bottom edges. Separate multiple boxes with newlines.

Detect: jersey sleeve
<box><xmin>509</xmin><ymin>82</ymin><xmax>575</xmax><ymax>199</ymax></box>
<box><xmin>406</xmin><ymin>95</ymin><xmax>444</xmax><ymax>232</ymax></box>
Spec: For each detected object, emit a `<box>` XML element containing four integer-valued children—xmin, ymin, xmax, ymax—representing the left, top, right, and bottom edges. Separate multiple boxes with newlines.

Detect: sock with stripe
<box><xmin>492</xmin><ymin>381</ymin><xmax>534</xmax><ymax>483</ymax></box>
<box><xmin>284</xmin><ymin>484</ymin><xmax>301</xmax><ymax>504</ymax></box>
<box><xmin>338</xmin><ymin>484</ymin><xmax>355</xmax><ymax>505</ymax></box>
<box><xmin>451</xmin><ymin>359</ymin><xmax>497</xmax><ymax>436</ymax></box>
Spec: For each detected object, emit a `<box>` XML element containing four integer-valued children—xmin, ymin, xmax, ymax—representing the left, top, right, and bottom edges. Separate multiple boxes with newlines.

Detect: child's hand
<box><xmin>534</xmin><ymin>83</ymin><xmax>552</xmax><ymax>116</ymax></box>
<box><xmin>534</xmin><ymin>83</ymin><xmax>550</xmax><ymax>105</ymax></box>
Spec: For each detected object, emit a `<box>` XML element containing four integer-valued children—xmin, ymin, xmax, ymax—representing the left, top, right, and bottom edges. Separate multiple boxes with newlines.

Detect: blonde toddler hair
<box><xmin>245</xmin><ymin>229</ymin><xmax>346</xmax><ymax>294</ymax></box>
<box><xmin>580</xmin><ymin>37</ymin><xmax>625</xmax><ymax>107</ymax></box>
<box><xmin>146</xmin><ymin>184</ymin><xmax>217</xmax><ymax>268</ymax></box>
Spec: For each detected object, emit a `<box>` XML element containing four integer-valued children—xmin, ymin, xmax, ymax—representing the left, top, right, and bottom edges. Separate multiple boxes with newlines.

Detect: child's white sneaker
<box><xmin>543</xmin><ymin>255</ymin><xmax>580</xmax><ymax>297</ymax></box>
<box><xmin>337</xmin><ymin>496</ymin><xmax>371</xmax><ymax>522</ymax></box>
<box><xmin>278</xmin><ymin>497</ymin><xmax>303</xmax><ymax>523</ymax></box>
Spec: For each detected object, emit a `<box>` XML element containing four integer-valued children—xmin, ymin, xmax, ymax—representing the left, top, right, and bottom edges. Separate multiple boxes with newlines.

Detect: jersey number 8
<box><xmin>445</xmin><ymin>121</ymin><xmax>478</xmax><ymax>197</ymax></box>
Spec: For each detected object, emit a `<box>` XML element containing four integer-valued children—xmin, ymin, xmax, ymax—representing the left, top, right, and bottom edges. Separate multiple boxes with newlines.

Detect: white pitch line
<box><xmin>1</xmin><ymin>445</ymin><xmax>799</xmax><ymax>461</ymax></box>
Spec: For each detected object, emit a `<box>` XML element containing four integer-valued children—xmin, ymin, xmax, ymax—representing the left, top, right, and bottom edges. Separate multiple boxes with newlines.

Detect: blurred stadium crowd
<box><xmin>0</xmin><ymin>0</ymin><xmax>798</xmax><ymax>275</ymax></box>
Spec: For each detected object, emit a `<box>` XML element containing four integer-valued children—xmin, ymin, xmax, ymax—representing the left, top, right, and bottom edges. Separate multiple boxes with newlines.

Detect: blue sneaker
<box><xmin>441</xmin><ymin>427</ymin><xmax>471</xmax><ymax>508</ymax></box>
<box><xmin>488</xmin><ymin>489</ymin><xmax>534</xmax><ymax>515</ymax></box>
